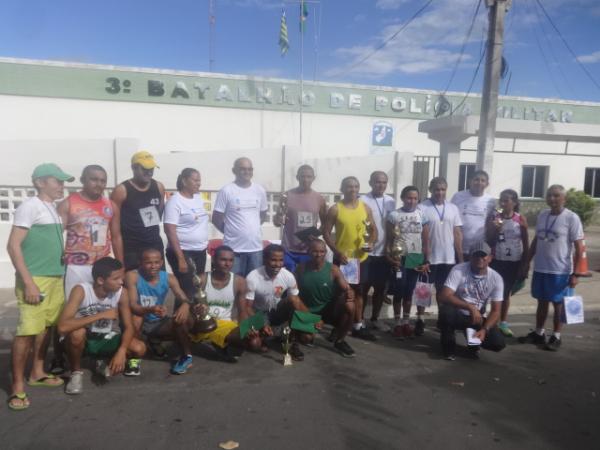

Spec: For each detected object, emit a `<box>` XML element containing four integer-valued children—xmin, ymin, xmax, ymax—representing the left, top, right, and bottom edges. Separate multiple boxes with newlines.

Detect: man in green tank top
<box><xmin>295</xmin><ymin>240</ymin><xmax>357</xmax><ymax>357</ymax></box>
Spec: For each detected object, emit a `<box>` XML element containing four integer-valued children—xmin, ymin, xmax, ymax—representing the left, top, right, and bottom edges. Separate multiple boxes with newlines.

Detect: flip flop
<box><xmin>7</xmin><ymin>392</ymin><xmax>30</xmax><ymax>411</ymax></box>
<box><xmin>27</xmin><ymin>374</ymin><xmax>65</xmax><ymax>387</ymax></box>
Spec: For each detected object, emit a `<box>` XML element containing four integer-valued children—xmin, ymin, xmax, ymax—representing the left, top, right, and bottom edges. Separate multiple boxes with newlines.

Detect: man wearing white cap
<box><xmin>111</xmin><ymin>151</ymin><xmax>166</xmax><ymax>271</ymax></box>
<box><xmin>437</xmin><ymin>241</ymin><xmax>506</xmax><ymax>360</ymax></box>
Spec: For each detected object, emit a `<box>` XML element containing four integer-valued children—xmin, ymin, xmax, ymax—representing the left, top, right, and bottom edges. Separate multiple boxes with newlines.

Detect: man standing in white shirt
<box><xmin>212</xmin><ymin>157</ymin><xmax>268</xmax><ymax>277</ymax></box>
<box><xmin>359</xmin><ymin>171</ymin><xmax>396</xmax><ymax>329</ymax></box>
<box><xmin>438</xmin><ymin>241</ymin><xmax>506</xmax><ymax>360</ymax></box>
<box><xmin>451</xmin><ymin>170</ymin><xmax>496</xmax><ymax>261</ymax></box>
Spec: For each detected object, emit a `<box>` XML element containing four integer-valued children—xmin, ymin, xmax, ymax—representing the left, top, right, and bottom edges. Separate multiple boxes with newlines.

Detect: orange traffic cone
<box><xmin>574</xmin><ymin>237</ymin><xmax>592</xmax><ymax>277</ymax></box>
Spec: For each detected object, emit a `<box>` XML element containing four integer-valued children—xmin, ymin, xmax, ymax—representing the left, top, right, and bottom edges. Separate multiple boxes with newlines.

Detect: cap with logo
<box><xmin>131</xmin><ymin>151</ymin><xmax>159</xmax><ymax>169</ymax></box>
<box><xmin>469</xmin><ymin>241</ymin><xmax>491</xmax><ymax>256</ymax></box>
<box><xmin>31</xmin><ymin>163</ymin><xmax>75</xmax><ymax>182</ymax></box>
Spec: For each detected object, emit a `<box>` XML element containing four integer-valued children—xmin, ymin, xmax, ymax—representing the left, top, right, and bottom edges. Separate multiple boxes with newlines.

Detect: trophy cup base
<box><xmin>192</xmin><ymin>316</ymin><xmax>218</xmax><ymax>334</ymax></box>
<box><xmin>283</xmin><ymin>353</ymin><xmax>293</xmax><ymax>366</ymax></box>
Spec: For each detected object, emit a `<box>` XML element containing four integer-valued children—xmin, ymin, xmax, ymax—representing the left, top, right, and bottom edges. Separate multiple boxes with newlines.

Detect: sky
<box><xmin>1</xmin><ymin>0</ymin><xmax>600</xmax><ymax>102</ymax></box>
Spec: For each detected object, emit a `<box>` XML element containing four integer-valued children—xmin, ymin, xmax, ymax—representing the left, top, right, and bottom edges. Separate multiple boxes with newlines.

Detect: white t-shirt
<box><xmin>533</xmin><ymin>208</ymin><xmax>584</xmax><ymax>275</ymax></box>
<box><xmin>444</xmin><ymin>262</ymin><xmax>504</xmax><ymax>316</ymax></box>
<box><xmin>386</xmin><ymin>207</ymin><xmax>428</xmax><ymax>254</ymax></box>
<box><xmin>246</xmin><ymin>266</ymin><xmax>299</xmax><ymax>314</ymax></box>
<box><xmin>214</xmin><ymin>182</ymin><xmax>268</xmax><ymax>252</ymax></box>
<box><xmin>451</xmin><ymin>190</ymin><xmax>496</xmax><ymax>254</ymax></box>
<box><xmin>360</xmin><ymin>193</ymin><xmax>396</xmax><ymax>256</ymax></box>
<box><xmin>75</xmin><ymin>282</ymin><xmax>122</xmax><ymax>334</ymax></box>
<box><xmin>420</xmin><ymin>199</ymin><xmax>463</xmax><ymax>265</ymax></box>
<box><xmin>164</xmin><ymin>192</ymin><xmax>209</xmax><ymax>251</ymax></box>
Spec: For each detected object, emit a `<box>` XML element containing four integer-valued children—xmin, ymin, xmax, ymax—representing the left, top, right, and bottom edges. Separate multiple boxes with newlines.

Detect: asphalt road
<box><xmin>0</xmin><ymin>312</ymin><xmax>598</xmax><ymax>450</ymax></box>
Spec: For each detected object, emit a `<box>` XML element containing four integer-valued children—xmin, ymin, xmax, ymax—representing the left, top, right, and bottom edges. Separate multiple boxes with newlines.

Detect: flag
<box><xmin>279</xmin><ymin>10</ymin><xmax>289</xmax><ymax>56</ymax></box>
<box><xmin>300</xmin><ymin>0</ymin><xmax>309</xmax><ymax>33</ymax></box>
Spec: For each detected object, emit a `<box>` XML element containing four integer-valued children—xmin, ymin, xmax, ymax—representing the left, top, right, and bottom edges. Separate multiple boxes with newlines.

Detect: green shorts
<box><xmin>84</xmin><ymin>333</ymin><xmax>122</xmax><ymax>357</ymax></box>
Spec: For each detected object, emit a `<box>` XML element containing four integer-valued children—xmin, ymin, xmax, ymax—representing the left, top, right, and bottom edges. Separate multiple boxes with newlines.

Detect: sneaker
<box><xmin>498</xmin><ymin>322</ymin><xmax>514</xmax><ymax>338</ymax></box>
<box><xmin>414</xmin><ymin>319</ymin><xmax>425</xmax><ymax>337</ymax></box>
<box><xmin>327</xmin><ymin>329</ymin><xmax>337</xmax><ymax>342</ymax></box>
<box><xmin>303</xmin><ymin>335</ymin><xmax>316</xmax><ymax>348</ymax></box>
<box><xmin>351</xmin><ymin>327</ymin><xmax>377</xmax><ymax>341</ymax></box>
<box><xmin>545</xmin><ymin>335</ymin><xmax>562</xmax><ymax>352</ymax></box>
<box><xmin>49</xmin><ymin>358</ymin><xmax>66</xmax><ymax>376</ymax></box>
<box><xmin>518</xmin><ymin>331</ymin><xmax>546</xmax><ymax>345</ymax></box>
<box><xmin>94</xmin><ymin>359</ymin><xmax>111</xmax><ymax>378</ymax></box>
<box><xmin>334</xmin><ymin>340</ymin><xmax>356</xmax><ymax>358</ymax></box>
<box><xmin>289</xmin><ymin>342</ymin><xmax>304</xmax><ymax>361</ymax></box>
<box><xmin>65</xmin><ymin>371</ymin><xmax>84</xmax><ymax>395</ymax></box>
<box><xmin>171</xmin><ymin>355</ymin><xmax>193</xmax><ymax>375</ymax></box>
<box><xmin>124</xmin><ymin>358</ymin><xmax>141</xmax><ymax>377</ymax></box>
<box><xmin>444</xmin><ymin>354</ymin><xmax>456</xmax><ymax>361</ymax></box>
<box><xmin>368</xmin><ymin>319</ymin><xmax>382</xmax><ymax>330</ymax></box>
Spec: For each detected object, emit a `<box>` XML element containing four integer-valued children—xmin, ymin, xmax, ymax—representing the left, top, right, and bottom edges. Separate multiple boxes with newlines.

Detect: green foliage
<box><xmin>566</xmin><ymin>188</ymin><xmax>596</xmax><ymax>228</ymax></box>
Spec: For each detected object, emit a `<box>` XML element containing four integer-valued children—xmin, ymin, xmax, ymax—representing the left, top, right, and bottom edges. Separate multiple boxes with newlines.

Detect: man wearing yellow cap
<box><xmin>111</xmin><ymin>151</ymin><xmax>166</xmax><ymax>271</ymax></box>
<box><xmin>7</xmin><ymin>163</ymin><xmax>74</xmax><ymax>410</ymax></box>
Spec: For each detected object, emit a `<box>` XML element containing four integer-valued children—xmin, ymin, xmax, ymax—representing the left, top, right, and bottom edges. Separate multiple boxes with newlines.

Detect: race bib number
<box><xmin>297</xmin><ymin>211</ymin><xmax>314</xmax><ymax>227</ymax></box>
<box><xmin>139</xmin><ymin>295</ymin><xmax>156</xmax><ymax>307</ymax></box>
<box><xmin>90</xmin><ymin>223</ymin><xmax>108</xmax><ymax>246</ymax></box>
<box><xmin>91</xmin><ymin>318</ymin><xmax>112</xmax><ymax>334</ymax></box>
<box><xmin>139</xmin><ymin>206</ymin><xmax>160</xmax><ymax>227</ymax></box>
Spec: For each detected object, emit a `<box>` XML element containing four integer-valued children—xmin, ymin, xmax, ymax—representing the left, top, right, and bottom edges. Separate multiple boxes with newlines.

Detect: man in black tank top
<box><xmin>111</xmin><ymin>151</ymin><xmax>166</xmax><ymax>271</ymax></box>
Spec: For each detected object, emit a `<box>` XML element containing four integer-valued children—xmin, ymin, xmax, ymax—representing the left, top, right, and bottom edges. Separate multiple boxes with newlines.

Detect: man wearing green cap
<box><xmin>111</xmin><ymin>151</ymin><xmax>165</xmax><ymax>271</ymax></box>
<box><xmin>7</xmin><ymin>163</ymin><xmax>74</xmax><ymax>410</ymax></box>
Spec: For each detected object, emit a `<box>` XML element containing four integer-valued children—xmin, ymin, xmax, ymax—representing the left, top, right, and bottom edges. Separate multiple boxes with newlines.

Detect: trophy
<box><xmin>282</xmin><ymin>326</ymin><xmax>293</xmax><ymax>366</ymax></box>
<box><xmin>361</xmin><ymin>219</ymin><xmax>373</xmax><ymax>251</ymax></box>
<box><xmin>495</xmin><ymin>208</ymin><xmax>505</xmax><ymax>242</ymax></box>
<box><xmin>277</xmin><ymin>192</ymin><xmax>288</xmax><ymax>224</ymax></box>
<box><xmin>389</xmin><ymin>223</ymin><xmax>408</xmax><ymax>262</ymax></box>
<box><xmin>188</xmin><ymin>258</ymin><xmax>218</xmax><ymax>333</ymax></box>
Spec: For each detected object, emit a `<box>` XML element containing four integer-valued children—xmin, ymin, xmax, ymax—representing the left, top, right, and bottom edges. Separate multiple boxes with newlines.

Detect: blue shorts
<box><xmin>284</xmin><ymin>250</ymin><xmax>311</xmax><ymax>273</ymax></box>
<box><xmin>531</xmin><ymin>272</ymin><xmax>573</xmax><ymax>303</ymax></box>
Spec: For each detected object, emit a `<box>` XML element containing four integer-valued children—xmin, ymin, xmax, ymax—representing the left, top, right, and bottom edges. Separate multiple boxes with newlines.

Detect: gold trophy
<box><xmin>188</xmin><ymin>258</ymin><xmax>218</xmax><ymax>333</ymax></box>
<box><xmin>361</xmin><ymin>219</ymin><xmax>373</xmax><ymax>251</ymax></box>
<box><xmin>282</xmin><ymin>326</ymin><xmax>293</xmax><ymax>366</ymax></box>
<box><xmin>495</xmin><ymin>208</ymin><xmax>505</xmax><ymax>242</ymax></box>
<box><xmin>389</xmin><ymin>223</ymin><xmax>408</xmax><ymax>262</ymax></box>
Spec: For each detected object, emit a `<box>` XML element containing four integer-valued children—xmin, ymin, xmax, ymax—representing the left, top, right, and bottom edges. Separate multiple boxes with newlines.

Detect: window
<box><xmin>584</xmin><ymin>168</ymin><xmax>600</xmax><ymax>198</ymax></box>
<box><xmin>458</xmin><ymin>163</ymin><xmax>476</xmax><ymax>191</ymax></box>
<box><xmin>521</xmin><ymin>166</ymin><xmax>548</xmax><ymax>198</ymax></box>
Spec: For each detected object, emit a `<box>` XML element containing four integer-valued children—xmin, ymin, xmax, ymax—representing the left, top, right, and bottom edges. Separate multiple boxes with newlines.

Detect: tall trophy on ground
<box><xmin>188</xmin><ymin>258</ymin><xmax>218</xmax><ymax>333</ymax></box>
<box><xmin>282</xmin><ymin>326</ymin><xmax>293</xmax><ymax>366</ymax></box>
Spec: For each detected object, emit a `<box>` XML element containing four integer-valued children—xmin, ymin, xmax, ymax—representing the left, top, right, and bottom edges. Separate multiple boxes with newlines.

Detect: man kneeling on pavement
<box><xmin>437</xmin><ymin>241</ymin><xmax>506</xmax><ymax>360</ymax></box>
<box><xmin>58</xmin><ymin>257</ymin><xmax>146</xmax><ymax>394</ymax></box>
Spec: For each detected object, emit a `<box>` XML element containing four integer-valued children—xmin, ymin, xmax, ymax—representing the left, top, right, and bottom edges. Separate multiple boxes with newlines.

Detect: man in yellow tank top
<box><xmin>323</xmin><ymin>176</ymin><xmax>378</xmax><ymax>341</ymax></box>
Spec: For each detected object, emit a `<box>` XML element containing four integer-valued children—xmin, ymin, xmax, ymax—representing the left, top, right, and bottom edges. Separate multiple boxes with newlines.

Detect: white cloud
<box><xmin>577</xmin><ymin>51</ymin><xmax>600</xmax><ymax>64</ymax></box>
<box><xmin>326</xmin><ymin>0</ymin><xmax>484</xmax><ymax>78</ymax></box>
<box><xmin>376</xmin><ymin>0</ymin><xmax>410</xmax><ymax>10</ymax></box>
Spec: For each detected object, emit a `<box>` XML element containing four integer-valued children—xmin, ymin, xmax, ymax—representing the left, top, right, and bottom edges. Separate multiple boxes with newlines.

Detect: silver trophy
<box><xmin>495</xmin><ymin>208</ymin><xmax>505</xmax><ymax>242</ymax></box>
<box><xmin>188</xmin><ymin>258</ymin><xmax>218</xmax><ymax>333</ymax></box>
<box><xmin>282</xmin><ymin>326</ymin><xmax>293</xmax><ymax>366</ymax></box>
<box><xmin>278</xmin><ymin>192</ymin><xmax>289</xmax><ymax>224</ymax></box>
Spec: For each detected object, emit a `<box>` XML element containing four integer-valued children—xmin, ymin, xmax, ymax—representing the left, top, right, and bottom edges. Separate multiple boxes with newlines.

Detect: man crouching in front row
<box><xmin>58</xmin><ymin>257</ymin><xmax>146</xmax><ymax>395</ymax></box>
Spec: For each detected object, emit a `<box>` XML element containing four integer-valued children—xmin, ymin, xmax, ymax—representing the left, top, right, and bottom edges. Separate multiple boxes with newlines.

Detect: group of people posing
<box><xmin>6</xmin><ymin>151</ymin><xmax>585</xmax><ymax>411</ymax></box>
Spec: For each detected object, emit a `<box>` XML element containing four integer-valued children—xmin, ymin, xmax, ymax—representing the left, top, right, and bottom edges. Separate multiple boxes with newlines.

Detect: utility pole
<box><xmin>208</xmin><ymin>0</ymin><xmax>216</xmax><ymax>72</ymax></box>
<box><xmin>476</xmin><ymin>0</ymin><xmax>511</xmax><ymax>174</ymax></box>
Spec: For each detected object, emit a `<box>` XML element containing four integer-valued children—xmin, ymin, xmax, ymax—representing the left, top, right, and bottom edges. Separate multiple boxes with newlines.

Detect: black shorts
<box><xmin>267</xmin><ymin>298</ymin><xmax>296</xmax><ymax>327</ymax></box>
<box><xmin>363</xmin><ymin>256</ymin><xmax>391</xmax><ymax>286</ymax></box>
<box><xmin>429</xmin><ymin>264</ymin><xmax>454</xmax><ymax>291</ymax></box>
<box><xmin>490</xmin><ymin>259</ymin><xmax>520</xmax><ymax>299</ymax></box>
<box><xmin>166</xmin><ymin>248</ymin><xmax>207</xmax><ymax>300</ymax></box>
<box><xmin>390</xmin><ymin>268</ymin><xmax>420</xmax><ymax>300</ymax></box>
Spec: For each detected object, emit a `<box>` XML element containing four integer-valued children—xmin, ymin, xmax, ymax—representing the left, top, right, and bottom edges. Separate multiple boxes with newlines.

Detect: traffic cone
<box><xmin>574</xmin><ymin>238</ymin><xmax>592</xmax><ymax>277</ymax></box>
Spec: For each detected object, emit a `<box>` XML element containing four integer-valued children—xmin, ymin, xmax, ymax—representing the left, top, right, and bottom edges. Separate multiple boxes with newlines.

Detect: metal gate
<box><xmin>412</xmin><ymin>156</ymin><xmax>439</xmax><ymax>198</ymax></box>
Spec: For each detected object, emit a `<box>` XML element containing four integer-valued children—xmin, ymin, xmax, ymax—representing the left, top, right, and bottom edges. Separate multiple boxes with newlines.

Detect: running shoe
<box><xmin>498</xmin><ymin>322</ymin><xmax>514</xmax><ymax>337</ymax></box>
<box><xmin>65</xmin><ymin>371</ymin><xmax>84</xmax><ymax>395</ymax></box>
<box><xmin>444</xmin><ymin>354</ymin><xmax>456</xmax><ymax>361</ymax></box>
<box><xmin>351</xmin><ymin>327</ymin><xmax>377</xmax><ymax>341</ymax></box>
<box><xmin>334</xmin><ymin>340</ymin><xmax>356</xmax><ymax>358</ymax></box>
<box><xmin>171</xmin><ymin>355</ymin><xmax>193</xmax><ymax>375</ymax></box>
<box><xmin>518</xmin><ymin>331</ymin><xmax>545</xmax><ymax>345</ymax></box>
<box><xmin>544</xmin><ymin>335</ymin><xmax>562</xmax><ymax>352</ymax></box>
<box><xmin>94</xmin><ymin>359</ymin><xmax>111</xmax><ymax>378</ymax></box>
<box><xmin>49</xmin><ymin>358</ymin><xmax>66</xmax><ymax>376</ymax></box>
<box><xmin>124</xmin><ymin>358</ymin><xmax>142</xmax><ymax>377</ymax></box>
<box><xmin>414</xmin><ymin>319</ymin><xmax>425</xmax><ymax>337</ymax></box>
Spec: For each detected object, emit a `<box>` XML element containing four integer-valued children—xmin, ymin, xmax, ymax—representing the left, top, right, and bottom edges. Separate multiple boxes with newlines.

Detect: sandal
<box><xmin>7</xmin><ymin>392</ymin><xmax>30</xmax><ymax>411</ymax></box>
<box><xmin>27</xmin><ymin>374</ymin><xmax>64</xmax><ymax>387</ymax></box>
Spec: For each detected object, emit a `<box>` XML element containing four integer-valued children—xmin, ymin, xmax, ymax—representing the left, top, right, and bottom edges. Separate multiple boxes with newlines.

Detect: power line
<box><xmin>534</xmin><ymin>0</ymin><xmax>600</xmax><ymax>91</ymax></box>
<box><xmin>328</xmin><ymin>0</ymin><xmax>435</xmax><ymax>78</ymax></box>
<box><xmin>443</xmin><ymin>0</ymin><xmax>482</xmax><ymax>94</ymax></box>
